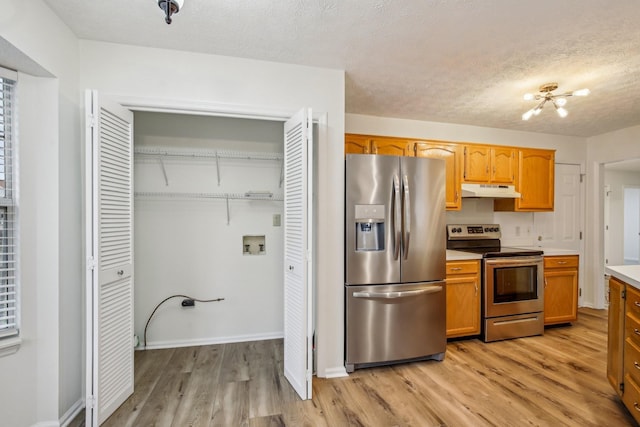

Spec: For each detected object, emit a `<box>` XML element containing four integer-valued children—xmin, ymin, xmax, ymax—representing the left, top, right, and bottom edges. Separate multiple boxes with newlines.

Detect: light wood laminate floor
<box><xmin>70</xmin><ymin>308</ymin><xmax>636</xmax><ymax>426</ymax></box>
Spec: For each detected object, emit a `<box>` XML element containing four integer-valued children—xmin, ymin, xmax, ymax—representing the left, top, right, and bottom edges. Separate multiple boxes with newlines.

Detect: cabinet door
<box><xmin>543</xmin><ymin>269</ymin><xmax>578</xmax><ymax>325</ymax></box>
<box><xmin>491</xmin><ymin>147</ymin><xmax>516</xmax><ymax>184</ymax></box>
<box><xmin>517</xmin><ymin>148</ymin><xmax>555</xmax><ymax>210</ymax></box>
<box><xmin>463</xmin><ymin>145</ymin><xmax>490</xmax><ymax>182</ymax></box>
<box><xmin>370</xmin><ymin>137</ymin><xmax>413</xmax><ymax>156</ymax></box>
<box><xmin>345</xmin><ymin>134</ymin><xmax>371</xmax><ymax>154</ymax></box>
<box><xmin>446</xmin><ymin>275</ymin><xmax>480</xmax><ymax>338</ymax></box>
<box><xmin>414</xmin><ymin>142</ymin><xmax>461</xmax><ymax>210</ymax></box>
<box><xmin>608</xmin><ymin>276</ymin><xmax>625</xmax><ymax>396</ymax></box>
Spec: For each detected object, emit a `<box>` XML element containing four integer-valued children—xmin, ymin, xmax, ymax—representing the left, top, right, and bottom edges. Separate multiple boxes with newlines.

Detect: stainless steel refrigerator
<box><xmin>345</xmin><ymin>154</ymin><xmax>446</xmax><ymax>372</ymax></box>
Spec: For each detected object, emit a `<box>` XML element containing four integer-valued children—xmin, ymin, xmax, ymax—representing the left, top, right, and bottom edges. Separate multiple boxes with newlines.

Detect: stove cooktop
<box><xmin>456</xmin><ymin>246</ymin><xmax>544</xmax><ymax>258</ymax></box>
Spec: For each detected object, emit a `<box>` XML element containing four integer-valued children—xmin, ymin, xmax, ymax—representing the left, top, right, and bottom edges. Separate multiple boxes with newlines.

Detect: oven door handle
<box><xmin>353</xmin><ymin>285</ymin><xmax>443</xmax><ymax>299</ymax></box>
<box><xmin>484</xmin><ymin>256</ymin><xmax>543</xmax><ymax>266</ymax></box>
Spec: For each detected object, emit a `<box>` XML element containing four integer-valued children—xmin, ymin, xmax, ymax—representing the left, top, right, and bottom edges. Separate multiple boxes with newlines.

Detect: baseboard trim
<box><xmin>59</xmin><ymin>398</ymin><xmax>84</xmax><ymax>427</ymax></box>
<box><xmin>32</xmin><ymin>422</ymin><xmax>59</xmax><ymax>427</ymax></box>
<box><xmin>322</xmin><ymin>366</ymin><xmax>349</xmax><ymax>378</ymax></box>
<box><xmin>140</xmin><ymin>331</ymin><xmax>285</xmax><ymax>350</ymax></box>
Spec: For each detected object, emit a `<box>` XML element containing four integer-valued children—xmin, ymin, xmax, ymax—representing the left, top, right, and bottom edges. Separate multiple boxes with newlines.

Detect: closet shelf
<box><xmin>134</xmin><ymin>147</ymin><xmax>283</xmax><ymax>161</ymax></box>
<box><xmin>135</xmin><ymin>191</ymin><xmax>283</xmax><ymax>225</ymax></box>
<box><xmin>135</xmin><ymin>191</ymin><xmax>283</xmax><ymax>201</ymax></box>
<box><xmin>134</xmin><ymin>147</ymin><xmax>284</xmax><ymax>187</ymax></box>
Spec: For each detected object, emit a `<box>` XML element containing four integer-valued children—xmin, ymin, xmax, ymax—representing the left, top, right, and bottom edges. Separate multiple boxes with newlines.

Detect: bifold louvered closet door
<box><xmin>283</xmin><ymin>108</ymin><xmax>313</xmax><ymax>400</ymax></box>
<box><xmin>85</xmin><ymin>90</ymin><xmax>134</xmax><ymax>426</ymax></box>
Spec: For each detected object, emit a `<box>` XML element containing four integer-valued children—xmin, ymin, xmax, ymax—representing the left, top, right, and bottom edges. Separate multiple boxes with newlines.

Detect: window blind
<box><xmin>0</xmin><ymin>73</ymin><xmax>17</xmax><ymax>339</ymax></box>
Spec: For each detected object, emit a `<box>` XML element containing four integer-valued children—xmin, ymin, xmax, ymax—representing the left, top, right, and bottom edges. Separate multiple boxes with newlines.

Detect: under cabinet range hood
<box><xmin>461</xmin><ymin>183</ymin><xmax>521</xmax><ymax>198</ymax></box>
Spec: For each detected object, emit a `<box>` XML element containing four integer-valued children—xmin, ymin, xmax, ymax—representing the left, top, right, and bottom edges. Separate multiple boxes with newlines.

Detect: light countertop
<box><xmin>606</xmin><ymin>265</ymin><xmax>640</xmax><ymax>290</ymax></box>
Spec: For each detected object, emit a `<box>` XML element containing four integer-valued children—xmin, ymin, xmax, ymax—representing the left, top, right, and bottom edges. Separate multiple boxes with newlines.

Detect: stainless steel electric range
<box><xmin>447</xmin><ymin>224</ymin><xmax>544</xmax><ymax>342</ymax></box>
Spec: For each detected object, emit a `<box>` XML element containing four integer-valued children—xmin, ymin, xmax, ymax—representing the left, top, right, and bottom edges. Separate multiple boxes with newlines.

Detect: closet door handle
<box><xmin>117</xmin><ymin>270</ymin><xmax>124</xmax><ymax>276</ymax></box>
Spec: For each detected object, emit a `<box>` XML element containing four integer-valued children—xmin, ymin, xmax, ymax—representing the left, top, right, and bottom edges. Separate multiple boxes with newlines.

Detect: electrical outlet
<box><xmin>273</xmin><ymin>214</ymin><xmax>281</xmax><ymax>227</ymax></box>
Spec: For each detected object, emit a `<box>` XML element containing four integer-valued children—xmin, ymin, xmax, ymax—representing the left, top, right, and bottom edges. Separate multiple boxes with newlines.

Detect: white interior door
<box><xmin>85</xmin><ymin>90</ymin><xmax>134</xmax><ymax>426</ymax></box>
<box><xmin>534</xmin><ymin>163</ymin><xmax>584</xmax><ymax>303</ymax></box>
<box><xmin>283</xmin><ymin>108</ymin><xmax>313</xmax><ymax>400</ymax></box>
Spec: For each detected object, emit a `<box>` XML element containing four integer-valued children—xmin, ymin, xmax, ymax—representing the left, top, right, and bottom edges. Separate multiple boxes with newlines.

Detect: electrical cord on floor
<box><xmin>143</xmin><ymin>294</ymin><xmax>225</xmax><ymax>349</ymax></box>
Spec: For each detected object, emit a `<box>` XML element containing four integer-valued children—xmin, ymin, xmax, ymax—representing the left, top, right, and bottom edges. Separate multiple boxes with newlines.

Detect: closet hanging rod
<box><xmin>135</xmin><ymin>191</ymin><xmax>283</xmax><ymax>201</ymax></box>
<box><xmin>134</xmin><ymin>147</ymin><xmax>283</xmax><ymax>161</ymax></box>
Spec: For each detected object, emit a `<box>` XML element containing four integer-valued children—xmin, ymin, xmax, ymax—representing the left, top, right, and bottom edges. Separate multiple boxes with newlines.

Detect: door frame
<box><xmin>89</xmin><ymin>93</ymin><xmax>325</xmax><ymax>400</ymax></box>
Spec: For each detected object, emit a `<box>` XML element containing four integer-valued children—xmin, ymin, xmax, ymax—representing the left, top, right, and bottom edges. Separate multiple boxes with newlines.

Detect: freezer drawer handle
<box><xmin>353</xmin><ymin>286</ymin><xmax>442</xmax><ymax>299</ymax></box>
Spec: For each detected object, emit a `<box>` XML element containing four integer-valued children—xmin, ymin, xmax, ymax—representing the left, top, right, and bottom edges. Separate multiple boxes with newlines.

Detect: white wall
<box><xmin>78</xmin><ymin>40</ymin><xmax>346</xmax><ymax>377</ymax></box>
<box><xmin>587</xmin><ymin>125</ymin><xmax>640</xmax><ymax>308</ymax></box>
<box><xmin>624</xmin><ymin>188</ymin><xmax>640</xmax><ymax>263</ymax></box>
<box><xmin>0</xmin><ymin>1</ymin><xmax>82</xmax><ymax>425</ymax></box>
<box><xmin>133</xmin><ymin>113</ymin><xmax>285</xmax><ymax>347</ymax></box>
<box><xmin>604</xmin><ymin>170</ymin><xmax>640</xmax><ymax>265</ymax></box>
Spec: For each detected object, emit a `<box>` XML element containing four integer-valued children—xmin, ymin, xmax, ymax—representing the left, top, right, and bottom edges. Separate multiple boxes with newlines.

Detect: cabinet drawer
<box><xmin>625</xmin><ymin>312</ymin><xmax>640</xmax><ymax>348</ymax></box>
<box><xmin>626</xmin><ymin>337</ymin><xmax>640</xmax><ymax>385</ymax></box>
<box><xmin>627</xmin><ymin>286</ymin><xmax>640</xmax><ymax>321</ymax></box>
<box><xmin>623</xmin><ymin>374</ymin><xmax>640</xmax><ymax>424</ymax></box>
<box><xmin>543</xmin><ymin>255</ymin><xmax>578</xmax><ymax>269</ymax></box>
<box><xmin>446</xmin><ymin>261</ymin><xmax>479</xmax><ymax>276</ymax></box>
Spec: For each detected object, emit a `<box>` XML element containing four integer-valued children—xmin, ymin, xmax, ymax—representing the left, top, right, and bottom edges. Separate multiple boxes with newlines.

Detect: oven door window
<box><xmin>494</xmin><ymin>265</ymin><xmax>538</xmax><ymax>303</ymax></box>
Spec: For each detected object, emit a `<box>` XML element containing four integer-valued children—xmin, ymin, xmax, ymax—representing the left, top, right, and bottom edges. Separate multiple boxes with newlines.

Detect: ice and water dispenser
<box><xmin>354</xmin><ymin>204</ymin><xmax>385</xmax><ymax>251</ymax></box>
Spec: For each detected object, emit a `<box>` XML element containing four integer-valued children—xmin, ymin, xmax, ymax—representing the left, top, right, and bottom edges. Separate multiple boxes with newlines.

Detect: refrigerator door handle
<box><xmin>402</xmin><ymin>174</ymin><xmax>411</xmax><ymax>259</ymax></box>
<box><xmin>393</xmin><ymin>174</ymin><xmax>401</xmax><ymax>260</ymax></box>
<box><xmin>353</xmin><ymin>286</ymin><xmax>443</xmax><ymax>299</ymax></box>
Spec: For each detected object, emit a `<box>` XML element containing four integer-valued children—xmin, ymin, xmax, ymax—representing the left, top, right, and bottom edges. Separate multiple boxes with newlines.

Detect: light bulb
<box><xmin>555</xmin><ymin>97</ymin><xmax>567</xmax><ymax>107</ymax></box>
<box><xmin>556</xmin><ymin>107</ymin><xmax>568</xmax><ymax>118</ymax></box>
<box><xmin>522</xmin><ymin>109</ymin><xmax>535</xmax><ymax>121</ymax></box>
<box><xmin>572</xmin><ymin>88</ymin><xmax>590</xmax><ymax>97</ymax></box>
<box><xmin>533</xmin><ymin>107</ymin><xmax>542</xmax><ymax>116</ymax></box>
<box><xmin>523</xmin><ymin>93</ymin><xmax>535</xmax><ymax>101</ymax></box>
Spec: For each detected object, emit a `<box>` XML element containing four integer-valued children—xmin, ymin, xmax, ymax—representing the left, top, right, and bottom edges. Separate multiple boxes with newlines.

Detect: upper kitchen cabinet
<box><xmin>494</xmin><ymin>148</ymin><xmax>555</xmax><ymax>212</ymax></box>
<box><xmin>414</xmin><ymin>141</ymin><xmax>462</xmax><ymax>210</ymax></box>
<box><xmin>345</xmin><ymin>134</ymin><xmax>372</xmax><ymax>154</ymax></box>
<box><xmin>370</xmin><ymin>136</ymin><xmax>414</xmax><ymax>156</ymax></box>
<box><xmin>462</xmin><ymin>145</ymin><xmax>516</xmax><ymax>184</ymax></box>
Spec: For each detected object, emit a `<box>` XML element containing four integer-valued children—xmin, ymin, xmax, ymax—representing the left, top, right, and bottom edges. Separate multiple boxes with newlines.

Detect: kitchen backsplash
<box><xmin>445</xmin><ymin>198</ymin><xmax>537</xmax><ymax>247</ymax></box>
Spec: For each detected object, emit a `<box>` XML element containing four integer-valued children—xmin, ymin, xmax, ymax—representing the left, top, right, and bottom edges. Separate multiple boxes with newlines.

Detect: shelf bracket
<box><xmin>159</xmin><ymin>158</ymin><xmax>169</xmax><ymax>186</ymax></box>
<box><xmin>279</xmin><ymin>161</ymin><xmax>284</xmax><ymax>188</ymax></box>
<box><xmin>215</xmin><ymin>151</ymin><xmax>221</xmax><ymax>186</ymax></box>
<box><xmin>225</xmin><ymin>194</ymin><xmax>230</xmax><ymax>225</ymax></box>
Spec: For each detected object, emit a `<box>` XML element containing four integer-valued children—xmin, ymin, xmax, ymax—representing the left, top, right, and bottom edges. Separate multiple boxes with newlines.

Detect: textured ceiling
<box><xmin>41</xmin><ymin>0</ymin><xmax>640</xmax><ymax>137</ymax></box>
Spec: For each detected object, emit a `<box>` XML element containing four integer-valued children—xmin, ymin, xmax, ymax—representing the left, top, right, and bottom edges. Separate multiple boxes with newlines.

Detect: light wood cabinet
<box><xmin>491</xmin><ymin>147</ymin><xmax>517</xmax><ymax>184</ymax></box>
<box><xmin>414</xmin><ymin>141</ymin><xmax>462</xmax><ymax>210</ymax></box>
<box><xmin>494</xmin><ymin>148</ymin><xmax>555</xmax><ymax>212</ymax></box>
<box><xmin>543</xmin><ymin>255</ymin><xmax>579</xmax><ymax>325</ymax></box>
<box><xmin>446</xmin><ymin>260</ymin><xmax>481</xmax><ymax>338</ymax></box>
<box><xmin>462</xmin><ymin>145</ymin><xmax>516</xmax><ymax>184</ymax></box>
<box><xmin>607</xmin><ymin>275</ymin><xmax>640</xmax><ymax>423</ymax></box>
<box><xmin>608</xmin><ymin>276</ymin><xmax>625</xmax><ymax>395</ymax></box>
<box><xmin>370</xmin><ymin>137</ymin><xmax>413</xmax><ymax>156</ymax></box>
<box><xmin>345</xmin><ymin>134</ymin><xmax>372</xmax><ymax>154</ymax></box>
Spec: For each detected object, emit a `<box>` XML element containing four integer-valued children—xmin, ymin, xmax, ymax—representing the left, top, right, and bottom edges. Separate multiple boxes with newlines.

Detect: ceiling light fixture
<box><xmin>521</xmin><ymin>82</ymin><xmax>590</xmax><ymax>121</ymax></box>
<box><xmin>157</xmin><ymin>0</ymin><xmax>184</xmax><ymax>24</ymax></box>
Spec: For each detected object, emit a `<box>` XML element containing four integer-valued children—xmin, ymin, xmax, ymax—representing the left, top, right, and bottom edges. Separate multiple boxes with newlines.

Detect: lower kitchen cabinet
<box><xmin>543</xmin><ymin>255</ymin><xmax>579</xmax><ymax>325</ymax></box>
<box><xmin>607</xmin><ymin>276</ymin><xmax>640</xmax><ymax>423</ymax></box>
<box><xmin>445</xmin><ymin>260</ymin><xmax>480</xmax><ymax>338</ymax></box>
